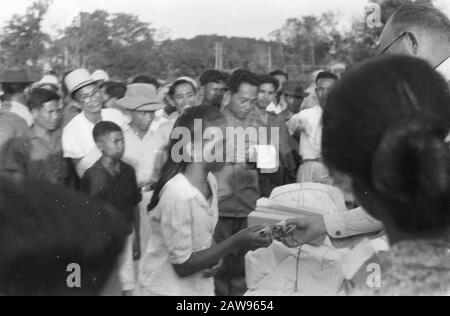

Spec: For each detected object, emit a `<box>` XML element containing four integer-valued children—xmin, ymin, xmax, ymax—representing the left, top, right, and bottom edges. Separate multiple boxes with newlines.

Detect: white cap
<box><xmin>64</xmin><ymin>69</ymin><xmax>96</xmax><ymax>96</ymax></box>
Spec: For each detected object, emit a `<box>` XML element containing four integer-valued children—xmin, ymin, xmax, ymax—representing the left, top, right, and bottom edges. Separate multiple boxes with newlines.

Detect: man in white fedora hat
<box><xmin>62</xmin><ymin>69</ymin><xmax>126</xmax><ymax>178</ymax></box>
<box><xmin>119</xmin><ymin>83</ymin><xmax>172</xmax><ymax>254</ymax></box>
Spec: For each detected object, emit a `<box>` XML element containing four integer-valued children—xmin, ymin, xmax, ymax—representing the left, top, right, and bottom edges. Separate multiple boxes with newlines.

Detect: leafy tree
<box><xmin>0</xmin><ymin>0</ymin><xmax>51</xmax><ymax>68</ymax></box>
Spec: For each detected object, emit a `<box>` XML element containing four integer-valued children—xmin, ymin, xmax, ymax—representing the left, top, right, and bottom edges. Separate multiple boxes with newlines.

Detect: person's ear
<box><xmin>223</xmin><ymin>91</ymin><xmax>231</xmax><ymax>108</ymax></box>
<box><xmin>31</xmin><ymin>108</ymin><xmax>40</xmax><ymax>120</ymax></box>
<box><xmin>167</xmin><ymin>97</ymin><xmax>176</xmax><ymax>109</ymax></box>
<box><xmin>405</xmin><ymin>32</ymin><xmax>419</xmax><ymax>55</ymax></box>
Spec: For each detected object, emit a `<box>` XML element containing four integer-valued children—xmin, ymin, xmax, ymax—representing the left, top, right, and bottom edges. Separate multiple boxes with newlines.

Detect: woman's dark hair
<box><xmin>323</xmin><ymin>55</ymin><xmax>450</xmax><ymax>234</ymax></box>
<box><xmin>0</xmin><ymin>177</ymin><xmax>128</xmax><ymax>296</ymax></box>
<box><xmin>27</xmin><ymin>88</ymin><xmax>61</xmax><ymax>111</ymax></box>
<box><xmin>148</xmin><ymin>105</ymin><xmax>225</xmax><ymax>211</ymax></box>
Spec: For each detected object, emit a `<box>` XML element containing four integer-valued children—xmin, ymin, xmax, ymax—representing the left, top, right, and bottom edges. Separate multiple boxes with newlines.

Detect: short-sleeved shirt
<box><xmin>289</xmin><ymin>106</ymin><xmax>323</xmax><ymax>160</ymax></box>
<box><xmin>2</xmin><ymin>129</ymin><xmax>68</xmax><ymax>184</ymax></box>
<box><xmin>62</xmin><ymin>109</ymin><xmax>127</xmax><ymax>176</ymax></box>
<box><xmin>138</xmin><ymin>173</ymin><xmax>219</xmax><ymax>296</ymax></box>
<box><xmin>81</xmin><ymin>160</ymin><xmax>142</xmax><ymax>230</ymax></box>
<box><xmin>122</xmin><ymin>122</ymin><xmax>171</xmax><ymax>187</ymax></box>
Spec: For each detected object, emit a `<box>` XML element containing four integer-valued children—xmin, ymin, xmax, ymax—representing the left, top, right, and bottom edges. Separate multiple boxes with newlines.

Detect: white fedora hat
<box><xmin>64</xmin><ymin>69</ymin><xmax>96</xmax><ymax>97</ymax></box>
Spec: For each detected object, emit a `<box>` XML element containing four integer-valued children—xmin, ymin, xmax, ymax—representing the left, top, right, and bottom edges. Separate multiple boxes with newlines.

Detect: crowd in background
<box><xmin>0</xmin><ymin>3</ymin><xmax>449</xmax><ymax>297</ymax></box>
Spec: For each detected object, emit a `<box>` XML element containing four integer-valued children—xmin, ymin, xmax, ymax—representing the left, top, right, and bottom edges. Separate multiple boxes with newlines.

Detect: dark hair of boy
<box><xmin>316</xmin><ymin>71</ymin><xmax>339</xmax><ymax>84</ymax></box>
<box><xmin>27</xmin><ymin>88</ymin><xmax>61</xmax><ymax>111</ymax></box>
<box><xmin>258</xmin><ymin>74</ymin><xmax>280</xmax><ymax>91</ymax></box>
<box><xmin>133</xmin><ymin>75</ymin><xmax>160</xmax><ymax>89</ymax></box>
<box><xmin>199</xmin><ymin>70</ymin><xmax>229</xmax><ymax>87</ymax></box>
<box><xmin>93</xmin><ymin>121</ymin><xmax>123</xmax><ymax>143</ymax></box>
<box><xmin>227</xmin><ymin>69</ymin><xmax>260</xmax><ymax>94</ymax></box>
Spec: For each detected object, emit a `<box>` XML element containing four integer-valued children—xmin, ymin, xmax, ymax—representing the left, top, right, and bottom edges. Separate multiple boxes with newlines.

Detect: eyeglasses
<box><xmin>78</xmin><ymin>87</ymin><xmax>100</xmax><ymax>103</ymax></box>
<box><xmin>379</xmin><ymin>32</ymin><xmax>408</xmax><ymax>55</ymax></box>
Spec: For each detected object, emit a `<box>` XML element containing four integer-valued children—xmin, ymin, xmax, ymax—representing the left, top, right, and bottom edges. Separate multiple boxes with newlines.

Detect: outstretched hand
<box><xmin>281</xmin><ymin>214</ymin><xmax>327</xmax><ymax>248</ymax></box>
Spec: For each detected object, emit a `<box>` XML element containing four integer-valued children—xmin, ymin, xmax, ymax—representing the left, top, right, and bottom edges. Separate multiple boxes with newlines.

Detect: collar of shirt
<box><xmin>436</xmin><ymin>56</ymin><xmax>450</xmax><ymax>81</ymax></box>
<box><xmin>163</xmin><ymin>173</ymin><xmax>218</xmax><ymax>209</ymax></box>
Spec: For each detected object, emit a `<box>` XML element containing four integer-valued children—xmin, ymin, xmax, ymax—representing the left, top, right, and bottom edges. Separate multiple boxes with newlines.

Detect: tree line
<box><xmin>0</xmin><ymin>0</ymin><xmax>436</xmax><ymax>81</ymax></box>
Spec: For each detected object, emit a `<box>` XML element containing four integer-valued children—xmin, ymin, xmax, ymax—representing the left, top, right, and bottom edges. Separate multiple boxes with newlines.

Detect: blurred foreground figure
<box><xmin>0</xmin><ymin>177</ymin><xmax>128</xmax><ymax>296</ymax></box>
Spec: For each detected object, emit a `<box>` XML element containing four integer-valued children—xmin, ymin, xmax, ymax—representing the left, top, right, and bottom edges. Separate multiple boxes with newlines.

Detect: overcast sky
<box><xmin>0</xmin><ymin>0</ymin><xmax>449</xmax><ymax>39</ymax></box>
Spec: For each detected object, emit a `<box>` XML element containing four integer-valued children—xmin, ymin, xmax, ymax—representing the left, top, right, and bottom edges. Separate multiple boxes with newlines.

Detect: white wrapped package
<box><xmin>246</xmin><ymin>241</ymin><xmax>347</xmax><ymax>296</ymax></box>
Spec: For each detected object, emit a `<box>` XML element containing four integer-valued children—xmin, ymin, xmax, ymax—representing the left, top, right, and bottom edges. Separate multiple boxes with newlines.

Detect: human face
<box><xmin>97</xmin><ymin>131</ymin><xmax>125</xmax><ymax>160</ymax></box>
<box><xmin>316</xmin><ymin>78</ymin><xmax>337</xmax><ymax>108</ymax></box>
<box><xmin>32</xmin><ymin>100</ymin><xmax>63</xmax><ymax>131</ymax></box>
<box><xmin>130</xmin><ymin>111</ymin><xmax>155</xmax><ymax>133</ymax></box>
<box><xmin>204</xmin><ymin>81</ymin><xmax>227</xmax><ymax>107</ymax></box>
<box><xmin>74</xmin><ymin>84</ymin><xmax>102</xmax><ymax>114</ymax></box>
<box><xmin>284</xmin><ymin>94</ymin><xmax>304</xmax><ymax>114</ymax></box>
<box><xmin>171</xmin><ymin>83</ymin><xmax>196</xmax><ymax>114</ymax></box>
<box><xmin>229</xmin><ymin>83</ymin><xmax>258</xmax><ymax>119</ymax></box>
<box><xmin>257</xmin><ymin>83</ymin><xmax>277</xmax><ymax>110</ymax></box>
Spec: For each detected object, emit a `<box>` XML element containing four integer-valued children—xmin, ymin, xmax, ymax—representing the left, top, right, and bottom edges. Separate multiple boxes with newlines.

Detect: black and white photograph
<box><xmin>0</xmin><ymin>0</ymin><xmax>449</xmax><ymax>299</ymax></box>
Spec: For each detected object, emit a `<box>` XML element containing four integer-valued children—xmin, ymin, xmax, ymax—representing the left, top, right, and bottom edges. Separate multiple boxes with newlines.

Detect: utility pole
<box><xmin>215</xmin><ymin>42</ymin><xmax>224</xmax><ymax>70</ymax></box>
<box><xmin>267</xmin><ymin>45</ymin><xmax>272</xmax><ymax>72</ymax></box>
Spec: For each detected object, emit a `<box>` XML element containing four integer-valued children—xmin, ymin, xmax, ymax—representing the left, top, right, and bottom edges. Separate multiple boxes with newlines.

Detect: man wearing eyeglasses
<box><xmin>62</xmin><ymin>69</ymin><xmax>127</xmax><ymax>178</ymax></box>
<box><xmin>282</xmin><ymin>4</ymin><xmax>450</xmax><ymax>248</ymax></box>
<box><xmin>379</xmin><ymin>4</ymin><xmax>450</xmax><ymax>82</ymax></box>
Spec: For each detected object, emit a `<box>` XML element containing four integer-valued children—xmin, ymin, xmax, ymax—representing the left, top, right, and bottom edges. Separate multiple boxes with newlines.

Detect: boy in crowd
<box><xmin>81</xmin><ymin>121</ymin><xmax>142</xmax><ymax>295</ymax></box>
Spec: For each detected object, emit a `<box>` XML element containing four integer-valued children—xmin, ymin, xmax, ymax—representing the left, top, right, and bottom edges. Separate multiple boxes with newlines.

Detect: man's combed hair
<box><xmin>27</xmin><ymin>88</ymin><xmax>61</xmax><ymax>111</ymax></box>
<box><xmin>93</xmin><ymin>121</ymin><xmax>123</xmax><ymax>142</ymax></box>
<box><xmin>391</xmin><ymin>4</ymin><xmax>450</xmax><ymax>40</ymax></box>
<box><xmin>199</xmin><ymin>70</ymin><xmax>228</xmax><ymax>87</ymax></box>
<box><xmin>269</xmin><ymin>70</ymin><xmax>289</xmax><ymax>81</ymax></box>
<box><xmin>228</xmin><ymin>69</ymin><xmax>260</xmax><ymax>94</ymax></box>
<box><xmin>258</xmin><ymin>74</ymin><xmax>280</xmax><ymax>91</ymax></box>
<box><xmin>316</xmin><ymin>71</ymin><xmax>339</xmax><ymax>84</ymax></box>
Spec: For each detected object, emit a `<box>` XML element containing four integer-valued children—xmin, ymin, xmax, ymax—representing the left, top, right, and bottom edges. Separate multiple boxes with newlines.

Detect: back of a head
<box><xmin>104</xmin><ymin>82</ymin><xmax>127</xmax><ymax>100</ymax></box>
<box><xmin>323</xmin><ymin>55</ymin><xmax>450</xmax><ymax>234</ymax></box>
<box><xmin>93</xmin><ymin>121</ymin><xmax>123</xmax><ymax>143</ymax></box>
<box><xmin>0</xmin><ymin>177</ymin><xmax>129</xmax><ymax>296</ymax></box>
<box><xmin>389</xmin><ymin>4</ymin><xmax>450</xmax><ymax>41</ymax></box>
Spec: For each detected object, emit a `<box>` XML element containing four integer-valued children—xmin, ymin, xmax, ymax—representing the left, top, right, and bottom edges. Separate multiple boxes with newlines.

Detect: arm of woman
<box><xmin>173</xmin><ymin>226</ymin><xmax>269</xmax><ymax>278</ymax></box>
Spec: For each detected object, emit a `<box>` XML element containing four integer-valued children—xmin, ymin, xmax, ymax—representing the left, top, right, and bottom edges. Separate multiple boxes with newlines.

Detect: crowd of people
<box><xmin>0</xmin><ymin>3</ymin><xmax>449</xmax><ymax>296</ymax></box>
